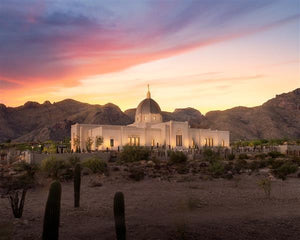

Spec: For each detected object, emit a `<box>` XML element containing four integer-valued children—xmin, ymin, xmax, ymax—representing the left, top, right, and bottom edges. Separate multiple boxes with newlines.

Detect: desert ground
<box><xmin>1</xmin><ymin>160</ymin><xmax>300</xmax><ymax>240</ymax></box>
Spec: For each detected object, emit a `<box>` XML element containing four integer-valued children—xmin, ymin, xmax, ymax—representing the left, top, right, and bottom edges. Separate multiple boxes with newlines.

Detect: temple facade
<box><xmin>71</xmin><ymin>87</ymin><xmax>230</xmax><ymax>151</ymax></box>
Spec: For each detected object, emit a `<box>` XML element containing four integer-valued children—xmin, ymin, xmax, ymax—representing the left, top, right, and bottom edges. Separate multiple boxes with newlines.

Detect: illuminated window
<box><xmin>152</xmin><ymin>139</ymin><xmax>155</xmax><ymax>146</ymax></box>
<box><xmin>128</xmin><ymin>137</ymin><xmax>140</xmax><ymax>146</ymax></box>
<box><xmin>176</xmin><ymin>135</ymin><xmax>182</xmax><ymax>146</ymax></box>
<box><xmin>222</xmin><ymin>140</ymin><xmax>225</xmax><ymax>147</ymax></box>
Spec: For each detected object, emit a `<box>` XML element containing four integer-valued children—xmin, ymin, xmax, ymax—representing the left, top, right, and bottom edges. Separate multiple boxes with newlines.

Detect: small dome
<box><xmin>136</xmin><ymin>98</ymin><xmax>161</xmax><ymax>115</ymax></box>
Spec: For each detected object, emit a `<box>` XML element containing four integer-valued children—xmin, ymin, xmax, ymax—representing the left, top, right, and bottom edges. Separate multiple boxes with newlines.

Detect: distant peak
<box><xmin>0</xmin><ymin>103</ymin><xmax>6</xmax><ymax>110</ymax></box>
<box><xmin>293</xmin><ymin>88</ymin><xmax>300</xmax><ymax>95</ymax></box>
<box><xmin>24</xmin><ymin>101</ymin><xmax>40</xmax><ymax>108</ymax></box>
<box><xmin>103</xmin><ymin>102</ymin><xmax>120</xmax><ymax>110</ymax></box>
<box><xmin>43</xmin><ymin>100</ymin><xmax>51</xmax><ymax>105</ymax></box>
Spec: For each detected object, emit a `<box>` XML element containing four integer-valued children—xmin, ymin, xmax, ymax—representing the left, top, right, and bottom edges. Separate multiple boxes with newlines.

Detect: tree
<box><xmin>95</xmin><ymin>136</ymin><xmax>104</xmax><ymax>149</ymax></box>
<box><xmin>85</xmin><ymin>137</ymin><xmax>94</xmax><ymax>152</ymax></box>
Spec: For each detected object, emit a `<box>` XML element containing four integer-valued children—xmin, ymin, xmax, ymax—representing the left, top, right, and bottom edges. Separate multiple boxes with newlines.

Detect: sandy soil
<box><xmin>1</xmin><ymin>169</ymin><xmax>300</xmax><ymax>240</ymax></box>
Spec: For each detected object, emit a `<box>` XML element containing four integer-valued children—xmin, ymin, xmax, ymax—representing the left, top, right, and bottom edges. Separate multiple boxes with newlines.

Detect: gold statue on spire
<box><xmin>147</xmin><ymin>84</ymin><xmax>151</xmax><ymax>99</ymax></box>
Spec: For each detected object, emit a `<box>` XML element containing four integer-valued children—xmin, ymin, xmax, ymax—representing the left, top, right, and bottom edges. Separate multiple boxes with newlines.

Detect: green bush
<box><xmin>12</xmin><ymin>161</ymin><xmax>39</xmax><ymax>179</ymax></box>
<box><xmin>228</xmin><ymin>154</ymin><xmax>235</xmax><ymax>160</ymax></box>
<box><xmin>82</xmin><ymin>157</ymin><xmax>107</xmax><ymax>173</ymax></box>
<box><xmin>291</xmin><ymin>156</ymin><xmax>300</xmax><ymax>166</ymax></box>
<box><xmin>202</xmin><ymin>148</ymin><xmax>219</xmax><ymax>163</ymax></box>
<box><xmin>268</xmin><ymin>151</ymin><xmax>283</xmax><ymax>159</ymax></box>
<box><xmin>224</xmin><ymin>162</ymin><xmax>233</xmax><ymax>172</ymax></box>
<box><xmin>258</xmin><ymin>159</ymin><xmax>268</xmax><ymax>168</ymax></box>
<box><xmin>236</xmin><ymin>159</ymin><xmax>248</xmax><ymax>169</ymax></box>
<box><xmin>41</xmin><ymin>157</ymin><xmax>68</xmax><ymax>179</ymax></box>
<box><xmin>208</xmin><ymin>161</ymin><xmax>225</xmax><ymax>178</ymax></box>
<box><xmin>238</xmin><ymin>154</ymin><xmax>248</xmax><ymax>160</ymax></box>
<box><xmin>272</xmin><ymin>162</ymin><xmax>298</xmax><ymax>180</ymax></box>
<box><xmin>255</xmin><ymin>153</ymin><xmax>266</xmax><ymax>160</ymax></box>
<box><xmin>249</xmin><ymin>160</ymin><xmax>260</xmax><ymax>171</ymax></box>
<box><xmin>169</xmin><ymin>151</ymin><xmax>187</xmax><ymax>164</ymax></box>
<box><xmin>120</xmin><ymin>145</ymin><xmax>150</xmax><ymax>163</ymax></box>
<box><xmin>270</xmin><ymin>159</ymin><xmax>284</xmax><ymax>169</ymax></box>
<box><xmin>68</xmin><ymin>156</ymin><xmax>80</xmax><ymax>167</ymax></box>
<box><xmin>233</xmin><ymin>159</ymin><xmax>248</xmax><ymax>174</ymax></box>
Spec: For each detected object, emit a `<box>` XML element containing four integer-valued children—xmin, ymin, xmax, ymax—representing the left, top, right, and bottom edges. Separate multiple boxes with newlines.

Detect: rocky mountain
<box><xmin>0</xmin><ymin>88</ymin><xmax>299</xmax><ymax>142</ymax></box>
<box><xmin>205</xmin><ymin>88</ymin><xmax>300</xmax><ymax>140</ymax></box>
<box><xmin>0</xmin><ymin>99</ymin><xmax>132</xmax><ymax>142</ymax></box>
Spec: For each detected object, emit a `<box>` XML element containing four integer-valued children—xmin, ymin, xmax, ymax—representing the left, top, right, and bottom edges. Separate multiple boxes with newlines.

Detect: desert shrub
<box><xmin>176</xmin><ymin>164</ymin><xmax>189</xmax><ymax>174</ymax></box>
<box><xmin>120</xmin><ymin>145</ymin><xmax>150</xmax><ymax>163</ymax></box>
<box><xmin>258</xmin><ymin>159</ymin><xmax>268</xmax><ymax>168</ymax></box>
<box><xmin>255</xmin><ymin>153</ymin><xmax>266</xmax><ymax>160</ymax></box>
<box><xmin>202</xmin><ymin>148</ymin><xmax>219</xmax><ymax>163</ymax></box>
<box><xmin>272</xmin><ymin>162</ymin><xmax>298</xmax><ymax>180</ymax></box>
<box><xmin>12</xmin><ymin>161</ymin><xmax>39</xmax><ymax>180</ymax></box>
<box><xmin>129</xmin><ymin>167</ymin><xmax>144</xmax><ymax>181</ymax></box>
<box><xmin>270</xmin><ymin>159</ymin><xmax>284</xmax><ymax>169</ymax></box>
<box><xmin>268</xmin><ymin>151</ymin><xmax>283</xmax><ymax>159</ymax></box>
<box><xmin>82</xmin><ymin>156</ymin><xmax>107</xmax><ymax>174</ymax></box>
<box><xmin>169</xmin><ymin>151</ymin><xmax>187</xmax><ymax>165</ymax></box>
<box><xmin>249</xmin><ymin>160</ymin><xmax>260</xmax><ymax>172</ymax></box>
<box><xmin>68</xmin><ymin>156</ymin><xmax>80</xmax><ymax>167</ymax></box>
<box><xmin>228</xmin><ymin>154</ymin><xmax>235</xmax><ymax>161</ymax></box>
<box><xmin>224</xmin><ymin>162</ymin><xmax>233</xmax><ymax>172</ymax></box>
<box><xmin>59</xmin><ymin>168</ymin><xmax>74</xmax><ymax>181</ymax></box>
<box><xmin>42</xmin><ymin>157</ymin><xmax>68</xmax><ymax>179</ymax></box>
<box><xmin>238</xmin><ymin>154</ymin><xmax>248</xmax><ymax>160</ymax></box>
<box><xmin>236</xmin><ymin>159</ymin><xmax>248</xmax><ymax>169</ymax></box>
<box><xmin>208</xmin><ymin>161</ymin><xmax>225</xmax><ymax>178</ymax></box>
<box><xmin>258</xmin><ymin>178</ymin><xmax>271</xmax><ymax>198</ymax></box>
<box><xmin>291</xmin><ymin>156</ymin><xmax>300</xmax><ymax>166</ymax></box>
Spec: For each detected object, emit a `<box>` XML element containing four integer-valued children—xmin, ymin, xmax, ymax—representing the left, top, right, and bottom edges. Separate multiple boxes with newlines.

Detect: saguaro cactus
<box><xmin>114</xmin><ymin>192</ymin><xmax>126</xmax><ymax>240</ymax></box>
<box><xmin>74</xmin><ymin>163</ymin><xmax>81</xmax><ymax>208</ymax></box>
<box><xmin>42</xmin><ymin>181</ymin><xmax>62</xmax><ymax>240</ymax></box>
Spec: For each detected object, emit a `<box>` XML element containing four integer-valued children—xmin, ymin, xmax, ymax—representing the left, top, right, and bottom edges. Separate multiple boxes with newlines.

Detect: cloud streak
<box><xmin>0</xmin><ymin>0</ymin><xmax>298</xmax><ymax>89</ymax></box>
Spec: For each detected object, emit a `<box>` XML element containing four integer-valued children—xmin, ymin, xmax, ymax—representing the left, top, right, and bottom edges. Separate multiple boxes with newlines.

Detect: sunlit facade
<box><xmin>71</xmin><ymin>88</ymin><xmax>230</xmax><ymax>151</ymax></box>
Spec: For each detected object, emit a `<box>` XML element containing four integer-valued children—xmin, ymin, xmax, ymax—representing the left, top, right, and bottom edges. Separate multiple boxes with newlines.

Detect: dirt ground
<box><xmin>1</xmin><ymin>170</ymin><xmax>300</xmax><ymax>240</ymax></box>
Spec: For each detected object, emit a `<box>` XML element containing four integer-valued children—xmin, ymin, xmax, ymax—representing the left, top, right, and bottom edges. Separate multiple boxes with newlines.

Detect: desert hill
<box><xmin>0</xmin><ymin>88</ymin><xmax>299</xmax><ymax>142</ymax></box>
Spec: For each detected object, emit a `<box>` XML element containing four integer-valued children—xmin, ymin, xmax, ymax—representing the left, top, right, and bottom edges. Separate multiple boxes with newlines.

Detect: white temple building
<box><xmin>71</xmin><ymin>87</ymin><xmax>230</xmax><ymax>151</ymax></box>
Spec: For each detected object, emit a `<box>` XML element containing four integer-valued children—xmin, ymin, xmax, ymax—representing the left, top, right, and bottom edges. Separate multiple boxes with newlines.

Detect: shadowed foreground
<box><xmin>1</xmin><ymin>174</ymin><xmax>300</xmax><ymax>240</ymax></box>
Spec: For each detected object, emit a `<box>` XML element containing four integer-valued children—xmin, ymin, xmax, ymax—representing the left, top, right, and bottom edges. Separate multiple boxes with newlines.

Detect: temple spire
<box><xmin>147</xmin><ymin>84</ymin><xmax>151</xmax><ymax>99</ymax></box>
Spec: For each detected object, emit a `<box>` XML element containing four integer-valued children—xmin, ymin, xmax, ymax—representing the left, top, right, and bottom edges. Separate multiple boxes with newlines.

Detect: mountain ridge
<box><xmin>0</xmin><ymin>88</ymin><xmax>299</xmax><ymax>142</ymax></box>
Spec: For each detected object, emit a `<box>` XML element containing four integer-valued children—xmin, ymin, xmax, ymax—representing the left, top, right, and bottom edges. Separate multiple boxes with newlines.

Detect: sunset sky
<box><xmin>0</xmin><ymin>0</ymin><xmax>299</xmax><ymax>114</ymax></box>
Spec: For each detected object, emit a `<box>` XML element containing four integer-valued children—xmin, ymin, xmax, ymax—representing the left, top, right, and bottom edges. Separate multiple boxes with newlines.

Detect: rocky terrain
<box><xmin>0</xmin><ymin>88</ymin><xmax>299</xmax><ymax>142</ymax></box>
<box><xmin>1</xmin><ymin>152</ymin><xmax>300</xmax><ymax>240</ymax></box>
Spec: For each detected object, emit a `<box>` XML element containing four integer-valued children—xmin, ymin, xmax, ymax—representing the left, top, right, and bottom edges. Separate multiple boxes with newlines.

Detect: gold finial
<box><xmin>147</xmin><ymin>84</ymin><xmax>151</xmax><ymax>99</ymax></box>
